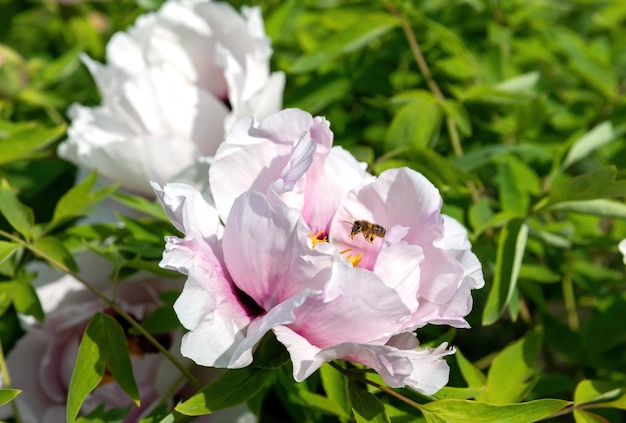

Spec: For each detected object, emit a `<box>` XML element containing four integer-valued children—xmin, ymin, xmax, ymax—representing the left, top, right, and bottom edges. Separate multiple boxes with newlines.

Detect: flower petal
<box><xmin>273</xmin><ymin>326</ymin><xmax>452</xmax><ymax>395</ymax></box>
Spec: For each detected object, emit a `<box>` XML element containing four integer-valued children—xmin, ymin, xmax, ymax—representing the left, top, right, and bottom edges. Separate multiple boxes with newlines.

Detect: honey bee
<box><xmin>345</xmin><ymin>220</ymin><xmax>387</xmax><ymax>244</ymax></box>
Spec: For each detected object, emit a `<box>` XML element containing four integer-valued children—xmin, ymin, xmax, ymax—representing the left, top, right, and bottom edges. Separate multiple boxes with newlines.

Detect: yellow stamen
<box><xmin>309</xmin><ymin>231</ymin><xmax>328</xmax><ymax>249</ymax></box>
<box><xmin>340</xmin><ymin>248</ymin><xmax>363</xmax><ymax>267</ymax></box>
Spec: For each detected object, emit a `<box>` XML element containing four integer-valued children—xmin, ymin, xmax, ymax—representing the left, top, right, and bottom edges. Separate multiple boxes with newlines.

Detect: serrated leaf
<box><xmin>483</xmin><ymin>218</ymin><xmax>528</xmax><ymax>325</ymax></box>
<box><xmin>0</xmin><ymin>124</ymin><xmax>65</xmax><ymax>165</ymax></box>
<box><xmin>420</xmin><ymin>398</ymin><xmax>570</xmax><ymax>423</ymax></box>
<box><xmin>291</xmin><ymin>13</ymin><xmax>398</xmax><ymax>73</ymax></box>
<box><xmin>349</xmin><ymin>383</ymin><xmax>389</xmax><ymax>423</ymax></box>
<box><xmin>175</xmin><ymin>368</ymin><xmax>270</xmax><ymax>416</ymax></box>
<box><xmin>48</xmin><ymin>171</ymin><xmax>118</xmax><ymax>233</ymax></box>
<box><xmin>67</xmin><ymin>315</ymin><xmax>107</xmax><ymax>423</ymax></box>
<box><xmin>0</xmin><ymin>180</ymin><xmax>34</xmax><ymax>239</ymax></box>
<box><xmin>0</xmin><ymin>241</ymin><xmax>21</xmax><ymax>266</ymax></box>
<box><xmin>11</xmin><ymin>280</ymin><xmax>44</xmax><ymax>321</ymax></box>
<box><xmin>32</xmin><ymin>236</ymin><xmax>78</xmax><ymax>273</ymax></box>
<box><xmin>98</xmin><ymin>314</ymin><xmax>140</xmax><ymax>406</ymax></box>
<box><xmin>478</xmin><ymin>329</ymin><xmax>543</xmax><ymax>404</ymax></box>
<box><xmin>562</xmin><ymin>122</ymin><xmax>615</xmax><ymax>170</ymax></box>
<box><xmin>547</xmin><ymin>166</ymin><xmax>626</xmax><ymax>206</ymax></box>
<box><xmin>0</xmin><ymin>388</ymin><xmax>21</xmax><ymax>406</ymax></box>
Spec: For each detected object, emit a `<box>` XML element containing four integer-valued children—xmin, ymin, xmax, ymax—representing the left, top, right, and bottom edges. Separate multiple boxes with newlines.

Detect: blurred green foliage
<box><xmin>1</xmin><ymin>0</ymin><xmax>626</xmax><ymax>422</ymax></box>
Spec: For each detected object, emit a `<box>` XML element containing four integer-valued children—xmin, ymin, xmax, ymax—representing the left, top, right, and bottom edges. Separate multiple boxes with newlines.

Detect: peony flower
<box><xmin>2</xmin><ymin>276</ymin><xmax>181</xmax><ymax>423</ymax></box>
<box><xmin>209</xmin><ymin>109</ymin><xmax>484</xmax><ymax>330</ymax></box>
<box><xmin>153</xmin><ymin>108</ymin><xmax>485</xmax><ymax>393</ymax></box>
<box><xmin>59</xmin><ymin>0</ymin><xmax>284</xmax><ymax>196</ymax></box>
<box><xmin>153</xmin><ymin>182</ymin><xmax>455</xmax><ymax>394</ymax></box>
<box><xmin>620</xmin><ymin>239</ymin><xmax>626</xmax><ymax>265</ymax></box>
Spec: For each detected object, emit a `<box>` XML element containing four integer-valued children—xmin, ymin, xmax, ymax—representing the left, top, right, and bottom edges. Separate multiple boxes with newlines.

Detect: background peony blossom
<box><xmin>58</xmin><ymin>0</ymin><xmax>285</xmax><ymax>196</ymax></box>
<box><xmin>2</xmin><ymin>276</ymin><xmax>181</xmax><ymax>423</ymax></box>
<box><xmin>620</xmin><ymin>239</ymin><xmax>626</xmax><ymax>265</ymax></box>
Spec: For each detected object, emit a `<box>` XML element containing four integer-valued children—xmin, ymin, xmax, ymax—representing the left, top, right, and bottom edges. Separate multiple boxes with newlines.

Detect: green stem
<box><xmin>0</xmin><ymin>341</ymin><xmax>23</xmax><ymax>423</ymax></box>
<box><xmin>383</xmin><ymin>0</ymin><xmax>464</xmax><ymax>158</ymax></box>
<box><xmin>0</xmin><ymin>228</ymin><xmax>201</xmax><ymax>390</ymax></box>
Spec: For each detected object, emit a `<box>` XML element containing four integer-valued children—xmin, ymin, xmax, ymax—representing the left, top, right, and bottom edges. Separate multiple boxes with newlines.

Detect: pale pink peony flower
<box><xmin>154</xmin><ymin>108</ymin><xmax>484</xmax><ymax>394</ymax></box>
<box><xmin>2</xmin><ymin>276</ymin><xmax>181</xmax><ymax>423</ymax></box>
<box><xmin>153</xmin><ymin>181</ymin><xmax>456</xmax><ymax>394</ymax></box>
<box><xmin>209</xmin><ymin>109</ymin><xmax>484</xmax><ymax>330</ymax></box>
<box><xmin>59</xmin><ymin>0</ymin><xmax>284</xmax><ymax>196</ymax></box>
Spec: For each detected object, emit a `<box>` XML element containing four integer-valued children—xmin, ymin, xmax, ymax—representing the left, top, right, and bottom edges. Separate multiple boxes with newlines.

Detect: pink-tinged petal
<box><xmin>290</xmin><ymin>261</ymin><xmax>411</xmax><ymax>348</ymax></box>
<box><xmin>151</xmin><ymin>182</ymin><xmax>221</xmax><ymax>242</ymax></box>
<box><xmin>440</xmin><ymin>215</ymin><xmax>485</xmax><ymax>290</ymax></box>
<box><xmin>257</xmin><ymin>109</ymin><xmax>319</xmax><ymax>145</ymax></box>
<box><xmin>228</xmin><ymin>289</ymin><xmax>319</xmax><ymax>368</ymax></box>
<box><xmin>268</xmin><ymin>133</ymin><xmax>316</xmax><ymax>209</ymax></box>
<box><xmin>222</xmin><ymin>191</ymin><xmax>331</xmax><ymax>310</ymax></box>
<box><xmin>332</xmin><ymin>167</ymin><xmax>464</xmax><ymax>303</ymax></box>
<box><xmin>373</xmin><ymin>242</ymin><xmax>424</xmax><ymax>311</ymax></box>
<box><xmin>304</xmin><ymin>146</ymin><xmax>371</xmax><ymax>234</ymax></box>
<box><xmin>408</xmin><ymin>279</ymin><xmax>473</xmax><ymax>329</ymax></box>
<box><xmin>273</xmin><ymin>327</ymin><xmax>452</xmax><ymax>395</ymax></box>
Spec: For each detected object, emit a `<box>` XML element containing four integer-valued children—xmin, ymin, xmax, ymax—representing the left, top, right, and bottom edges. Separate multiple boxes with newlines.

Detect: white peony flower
<box><xmin>59</xmin><ymin>0</ymin><xmax>284</xmax><ymax>196</ymax></box>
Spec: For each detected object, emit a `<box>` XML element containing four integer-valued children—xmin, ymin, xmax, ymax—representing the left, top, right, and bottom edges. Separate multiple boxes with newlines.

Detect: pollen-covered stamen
<box><xmin>309</xmin><ymin>230</ymin><xmax>328</xmax><ymax>249</ymax></box>
<box><xmin>340</xmin><ymin>248</ymin><xmax>363</xmax><ymax>267</ymax></box>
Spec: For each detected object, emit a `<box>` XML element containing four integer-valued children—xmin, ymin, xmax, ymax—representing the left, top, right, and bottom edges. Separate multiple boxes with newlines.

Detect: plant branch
<box><xmin>383</xmin><ymin>0</ymin><xmax>463</xmax><ymax>157</ymax></box>
<box><xmin>0</xmin><ymin>228</ymin><xmax>201</xmax><ymax>390</ymax></box>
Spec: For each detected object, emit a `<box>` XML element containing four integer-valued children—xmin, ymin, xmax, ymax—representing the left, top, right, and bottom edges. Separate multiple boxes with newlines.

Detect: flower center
<box><xmin>309</xmin><ymin>231</ymin><xmax>364</xmax><ymax>267</ymax></box>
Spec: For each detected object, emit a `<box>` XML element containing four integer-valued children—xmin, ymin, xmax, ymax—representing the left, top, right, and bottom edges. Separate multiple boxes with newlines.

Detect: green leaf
<box><xmin>0</xmin><ymin>179</ymin><xmax>34</xmax><ymax>239</ymax></box>
<box><xmin>435</xmin><ymin>386</ymin><xmax>484</xmax><ymax>400</ymax></box>
<box><xmin>67</xmin><ymin>313</ymin><xmax>140</xmax><ymax>422</ymax></box>
<box><xmin>0</xmin><ymin>282</ymin><xmax>14</xmax><ymax>316</ymax></box>
<box><xmin>349</xmin><ymin>383</ymin><xmax>390</xmax><ymax>423</ymax></box>
<box><xmin>441</xmin><ymin>99</ymin><xmax>472</xmax><ymax>137</ymax></box>
<box><xmin>574</xmin><ymin>380</ymin><xmax>626</xmax><ymax>410</ymax></box>
<box><xmin>0</xmin><ymin>124</ymin><xmax>65</xmax><ymax>165</ymax></box>
<box><xmin>11</xmin><ymin>280</ymin><xmax>44</xmax><ymax>321</ymax></box>
<box><xmin>482</xmin><ymin>218</ymin><xmax>528</xmax><ymax>325</ymax></box>
<box><xmin>455</xmin><ymin>348</ymin><xmax>486</xmax><ymax>389</ymax></box>
<box><xmin>284</xmin><ymin>75</ymin><xmax>351</xmax><ymax>115</ymax></box>
<box><xmin>98</xmin><ymin>314</ymin><xmax>140</xmax><ymax>406</ymax></box>
<box><xmin>298</xmin><ymin>390</ymin><xmax>351</xmax><ymax>419</ymax></box>
<box><xmin>48</xmin><ymin>171</ymin><xmax>118</xmax><ymax>233</ymax></box>
<box><xmin>478</xmin><ymin>329</ymin><xmax>543</xmax><ymax>404</ymax></box>
<box><xmin>320</xmin><ymin>362</ymin><xmax>350</xmax><ymax>417</ymax></box>
<box><xmin>175</xmin><ymin>368</ymin><xmax>271</xmax><ymax>416</ymax></box>
<box><xmin>518</xmin><ymin>264</ymin><xmax>561</xmax><ymax>284</ymax></box>
<box><xmin>420</xmin><ymin>398</ymin><xmax>570</xmax><ymax>423</ymax></box>
<box><xmin>562</xmin><ymin>121</ymin><xmax>615</xmax><ymax>170</ymax></box>
<box><xmin>0</xmin><ymin>388</ymin><xmax>21</xmax><ymax>406</ymax></box>
<box><xmin>546</xmin><ymin>166</ymin><xmax>626</xmax><ymax>206</ymax></box>
<box><xmin>386</xmin><ymin>92</ymin><xmax>442</xmax><ymax>150</ymax></box>
<box><xmin>546</xmin><ymin>199</ymin><xmax>626</xmax><ymax>218</ymax></box>
<box><xmin>113</xmin><ymin>191</ymin><xmax>168</xmax><ymax>221</ymax></box>
<box><xmin>0</xmin><ymin>241</ymin><xmax>21</xmax><ymax>266</ymax></box>
<box><xmin>67</xmin><ymin>315</ymin><xmax>107</xmax><ymax>423</ymax></box>
<box><xmin>32</xmin><ymin>236</ymin><xmax>78</xmax><ymax>273</ymax></box>
<box><xmin>291</xmin><ymin>13</ymin><xmax>398</xmax><ymax>73</ymax></box>
<box><xmin>75</xmin><ymin>404</ymin><xmax>130</xmax><ymax>423</ymax></box>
